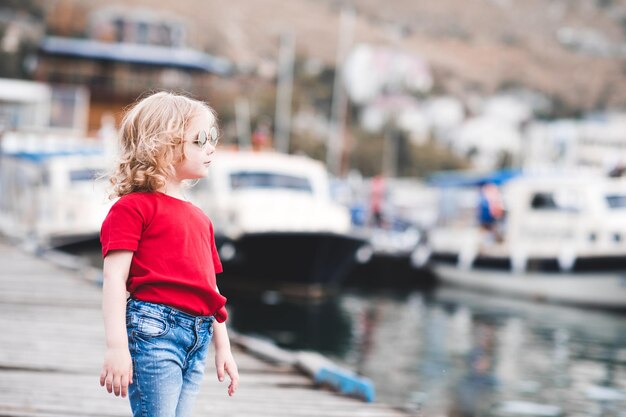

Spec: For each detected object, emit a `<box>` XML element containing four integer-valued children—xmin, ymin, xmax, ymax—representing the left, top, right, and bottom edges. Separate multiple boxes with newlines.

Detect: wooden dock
<box><xmin>0</xmin><ymin>240</ymin><xmax>409</xmax><ymax>417</ymax></box>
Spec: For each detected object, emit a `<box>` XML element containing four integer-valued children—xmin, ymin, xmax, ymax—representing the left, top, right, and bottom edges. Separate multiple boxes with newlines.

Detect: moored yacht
<box><xmin>0</xmin><ymin>132</ymin><xmax>112</xmax><ymax>248</ymax></box>
<box><xmin>424</xmin><ymin>172</ymin><xmax>626</xmax><ymax>309</ymax></box>
<box><xmin>190</xmin><ymin>150</ymin><xmax>369</xmax><ymax>291</ymax></box>
<box><xmin>0</xmin><ymin>78</ymin><xmax>113</xmax><ymax>249</ymax></box>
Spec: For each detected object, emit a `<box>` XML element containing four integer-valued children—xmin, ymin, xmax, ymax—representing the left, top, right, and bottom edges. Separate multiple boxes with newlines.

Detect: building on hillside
<box><xmin>0</xmin><ymin>78</ymin><xmax>88</xmax><ymax>135</ymax></box>
<box><xmin>525</xmin><ymin>114</ymin><xmax>626</xmax><ymax>176</ymax></box>
<box><xmin>33</xmin><ymin>5</ymin><xmax>232</xmax><ymax>131</ymax></box>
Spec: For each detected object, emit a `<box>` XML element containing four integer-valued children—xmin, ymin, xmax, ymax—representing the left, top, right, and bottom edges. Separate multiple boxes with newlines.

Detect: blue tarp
<box><xmin>426</xmin><ymin>169</ymin><xmax>522</xmax><ymax>187</ymax></box>
<box><xmin>1</xmin><ymin>149</ymin><xmax>103</xmax><ymax>163</ymax></box>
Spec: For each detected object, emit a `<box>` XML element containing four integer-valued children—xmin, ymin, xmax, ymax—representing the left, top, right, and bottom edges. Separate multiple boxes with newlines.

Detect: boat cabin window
<box><xmin>530</xmin><ymin>191</ymin><xmax>579</xmax><ymax>212</ymax></box>
<box><xmin>606</xmin><ymin>194</ymin><xmax>626</xmax><ymax>209</ymax></box>
<box><xmin>230</xmin><ymin>172</ymin><xmax>313</xmax><ymax>193</ymax></box>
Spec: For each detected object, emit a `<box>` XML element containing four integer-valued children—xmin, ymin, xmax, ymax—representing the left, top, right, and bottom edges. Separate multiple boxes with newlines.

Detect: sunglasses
<box><xmin>193</xmin><ymin>126</ymin><xmax>219</xmax><ymax>149</ymax></box>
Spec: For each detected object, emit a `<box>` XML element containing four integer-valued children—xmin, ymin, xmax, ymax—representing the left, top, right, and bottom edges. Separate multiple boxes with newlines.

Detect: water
<box><xmin>66</xmin><ymin>243</ymin><xmax>626</xmax><ymax>416</ymax></box>
<box><xmin>223</xmin><ymin>286</ymin><xmax>626</xmax><ymax>417</ymax></box>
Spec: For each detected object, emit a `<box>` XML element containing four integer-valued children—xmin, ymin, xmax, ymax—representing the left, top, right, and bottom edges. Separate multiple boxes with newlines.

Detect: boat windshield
<box><xmin>606</xmin><ymin>194</ymin><xmax>626</xmax><ymax>209</ymax></box>
<box><xmin>230</xmin><ymin>171</ymin><xmax>313</xmax><ymax>193</ymax></box>
<box><xmin>529</xmin><ymin>191</ymin><xmax>580</xmax><ymax>212</ymax></box>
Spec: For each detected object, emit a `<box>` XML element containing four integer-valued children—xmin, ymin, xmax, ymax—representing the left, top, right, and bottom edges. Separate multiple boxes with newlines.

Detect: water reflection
<box><xmin>225</xmin><ymin>292</ymin><xmax>353</xmax><ymax>357</ymax></box>
<box><xmin>60</xmin><ymin>241</ymin><xmax>626</xmax><ymax>416</ymax></box>
<box><xmin>225</xmin><ymin>285</ymin><xmax>626</xmax><ymax>416</ymax></box>
<box><xmin>448</xmin><ymin>317</ymin><xmax>499</xmax><ymax>417</ymax></box>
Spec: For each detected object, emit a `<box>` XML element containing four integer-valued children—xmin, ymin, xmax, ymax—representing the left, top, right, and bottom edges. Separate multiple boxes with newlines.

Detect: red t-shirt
<box><xmin>100</xmin><ymin>192</ymin><xmax>227</xmax><ymax>322</ymax></box>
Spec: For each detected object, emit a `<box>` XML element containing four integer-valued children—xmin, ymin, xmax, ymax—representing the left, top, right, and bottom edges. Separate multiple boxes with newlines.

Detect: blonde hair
<box><xmin>109</xmin><ymin>91</ymin><xmax>218</xmax><ymax>198</ymax></box>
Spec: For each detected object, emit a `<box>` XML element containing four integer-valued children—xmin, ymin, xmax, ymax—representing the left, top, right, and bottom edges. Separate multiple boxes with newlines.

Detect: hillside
<box><xmin>39</xmin><ymin>0</ymin><xmax>626</xmax><ymax>113</ymax></box>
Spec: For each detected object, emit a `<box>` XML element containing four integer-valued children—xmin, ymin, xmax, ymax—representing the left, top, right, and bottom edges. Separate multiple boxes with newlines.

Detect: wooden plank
<box><xmin>0</xmin><ymin>241</ymin><xmax>410</xmax><ymax>417</ymax></box>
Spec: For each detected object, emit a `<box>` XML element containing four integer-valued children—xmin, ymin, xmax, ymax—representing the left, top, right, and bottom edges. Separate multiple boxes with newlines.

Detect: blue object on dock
<box><xmin>314</xmin><ymin>367</ymin><xmax>376</xmax><ymax>402</ymax></box>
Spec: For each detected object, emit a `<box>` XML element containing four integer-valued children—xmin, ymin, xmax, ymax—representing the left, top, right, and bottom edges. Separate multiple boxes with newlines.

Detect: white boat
<box><xmin>190</xmin><ymin>150</ymin><xmax>369</xmax><ymax>289</ymax></box>
<box><xmin>0</xmin><ymin>78</ymin><xmax>114</xmax><ymax>249</ymax></box>
<box><xmin>424</xmin><ymin>172</ymin><xmax>626</xmax><ymax>309</ymax></box>
<box><xmin>344</xmin><ymin>223</ymin><xmax>437</xmax><ymax>287</ymax></box>
<box><xmin>333</xmin><ymin>176</ymin><xmax>438</xmax><ymax>287</ymax></box>
<box><xmin>0</xmin><ymin>132</ymin><xmax>112</xmax><ymax>248</ymax></box>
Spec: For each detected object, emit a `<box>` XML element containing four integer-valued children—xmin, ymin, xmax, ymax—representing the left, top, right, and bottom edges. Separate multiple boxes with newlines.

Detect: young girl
<box><xmin>99</xmin><ymin>91</ymin><xmax>239</xmax><ymax>417</ymax></box>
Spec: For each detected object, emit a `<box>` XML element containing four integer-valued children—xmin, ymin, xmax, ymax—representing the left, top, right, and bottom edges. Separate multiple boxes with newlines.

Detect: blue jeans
<box><xmin>126</xmin><ymin>299</ymin><xmax>215</xmax><ymax>417</ymax></box>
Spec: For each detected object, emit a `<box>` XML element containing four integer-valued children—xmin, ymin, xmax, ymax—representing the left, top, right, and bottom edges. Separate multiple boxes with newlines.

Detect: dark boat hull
<box><xmin>216</xmin><ymin>231</ymin><xmax>367</xmax><ymax>290</ymax></box>
<box><xmin>344</xmin><ymin>252</ymin><xmax>436</xmax><ymax>289</ymax></box>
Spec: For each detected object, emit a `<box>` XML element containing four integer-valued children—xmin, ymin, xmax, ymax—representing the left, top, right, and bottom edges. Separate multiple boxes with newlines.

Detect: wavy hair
<box><xmin>108</xmin><ymin>91</ymin><xmax>218</xmax><ymax>198</ymax></box>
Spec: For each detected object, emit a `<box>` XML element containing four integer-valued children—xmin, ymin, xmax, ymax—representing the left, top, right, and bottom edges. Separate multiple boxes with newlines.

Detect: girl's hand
<box><xmin>100</xmin><ymin>347</ymin><xmax>133</xmax><ymax>397</ymax></box>
<box><xmin>215</xmin><ymin>347</ymin><xmax>239</xmax><ymax>396</ymax></box>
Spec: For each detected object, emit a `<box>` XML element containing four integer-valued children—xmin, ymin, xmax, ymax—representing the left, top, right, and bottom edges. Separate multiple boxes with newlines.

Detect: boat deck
<box><xmin>0</xmin><ymin>239</ymin><xmax>409</xmax><ymax>417</ymax></box>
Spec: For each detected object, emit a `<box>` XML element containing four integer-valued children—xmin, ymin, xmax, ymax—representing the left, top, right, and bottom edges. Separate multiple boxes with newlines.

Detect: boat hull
<box><xmin>216</xmin><ymin>232</ymin><xmax>367</xmax><ymax>289</ymax></box>
<box><xmin>345</xmin><ymin>252</ymin><xmax>436</xmax><ymax>288</ymax></box>
<box><xmin>432</xmin><ymin>262</ymin><xmax>626</xmax><ymax>309</ymax></box>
